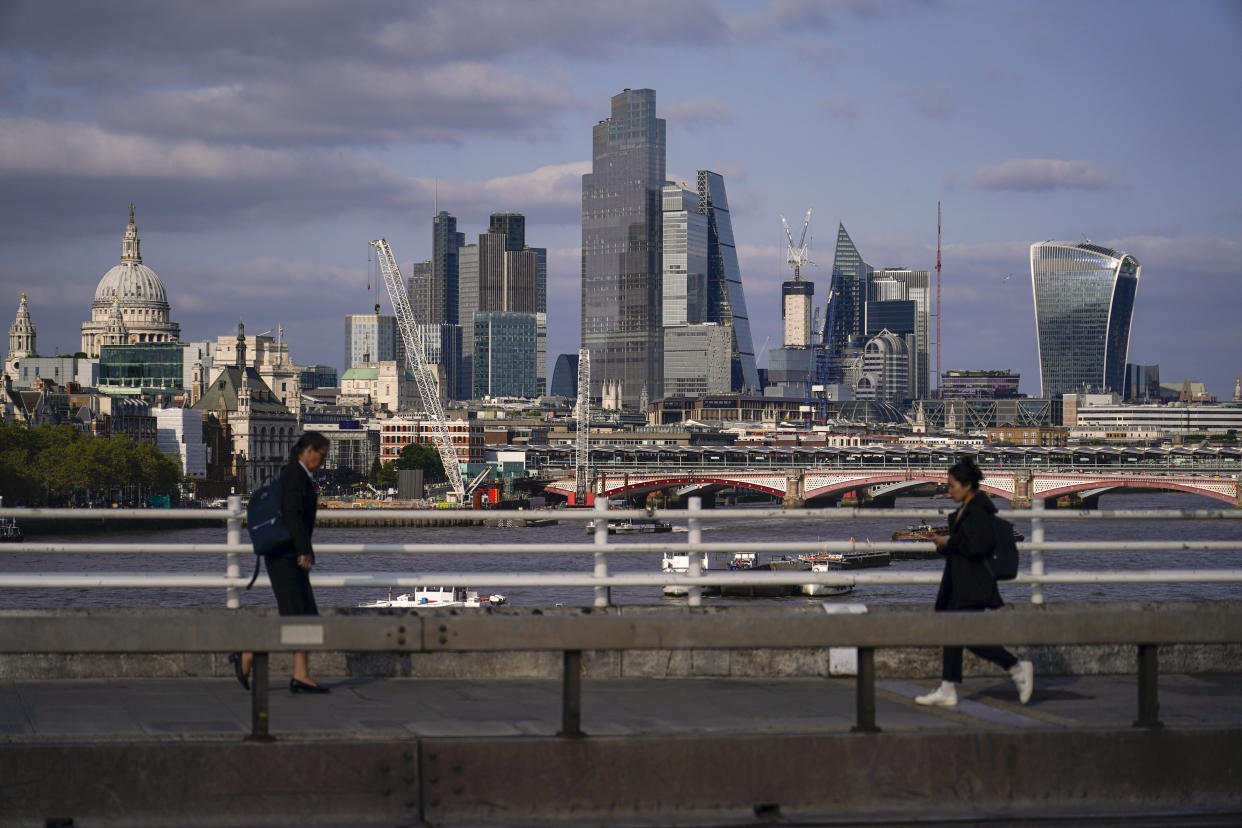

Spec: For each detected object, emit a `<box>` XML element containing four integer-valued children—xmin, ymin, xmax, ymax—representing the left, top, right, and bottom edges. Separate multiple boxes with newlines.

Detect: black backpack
<box><xmin>245</xmin><ymin>476</ymin><xmax>289</xmax><ymax>588</ymax></box>
<box><xmin>988</xmin><ymin>514</ymin><xmax>1019</xmax><ymax>581</ymax></box>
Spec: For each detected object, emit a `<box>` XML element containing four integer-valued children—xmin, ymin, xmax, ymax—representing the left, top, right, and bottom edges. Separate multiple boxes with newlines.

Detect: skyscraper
<box><xmin>1031</xmin><ymin>241</ymin><xmax>1140</xmax><ymax>398</ymax></box>
<box><xmin>432</xmin><ymin>211</ymin><xmax>464</xmax><ymax>325</ymax></box>
<box><xmin>697</xmin><ymin>170</ymin><xmax>760</xmax><ymax>392</ymax></box>
<box><xmin>582</xmin><ymin>88</ymin><xmax>666</xmax><ymax>407</ymax></box>
<box><xmin>661</xmin><ymin>183</ymin><xmax>709</xmax><ymax>328</ymax></box>
<box><xmin>868</xmin><ymin>268</ymin><xmax>930</xmax><ymax>399</ymax></box>
<box><xmin>823</xmin><ymin>223</ymin><xmax>872</xmax><ymax>382</ymax></box>
<box><xmin>408</xmin><ymin>259</ymin><xmax>433</xmax><ymax>325</ymax></box>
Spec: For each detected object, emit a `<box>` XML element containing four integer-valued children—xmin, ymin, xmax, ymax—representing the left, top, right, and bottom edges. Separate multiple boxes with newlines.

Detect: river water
<box><xmin>2</xmin><ymin>491</ymin><xmax>1239</xmax><ymax>609</ymax></box>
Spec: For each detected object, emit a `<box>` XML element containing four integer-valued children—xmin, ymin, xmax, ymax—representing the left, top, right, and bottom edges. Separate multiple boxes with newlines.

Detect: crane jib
<box><xmin>368</xmin><ymin>238</ymin><xmax>468</xmax><ymax>501</ymax></box>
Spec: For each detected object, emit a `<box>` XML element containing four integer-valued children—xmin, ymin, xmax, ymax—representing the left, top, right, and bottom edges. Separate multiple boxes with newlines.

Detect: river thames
<box><xmin>2</xmin><ymin>491</ymin><xmax>1239</xmax><ymax>609</ymax></box>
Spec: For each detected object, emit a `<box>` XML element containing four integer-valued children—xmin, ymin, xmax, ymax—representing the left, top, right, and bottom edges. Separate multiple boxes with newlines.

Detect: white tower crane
<box><xmin>369</xmin><ymin>238</ymin><xmax>467</xmax><ymax>502</ymax></box>
<box><xmin>780</xmin><ymin>208</ymin><xmax>813</xmax><ymax>281</ymax></box>
<box><xmin>574</xmin><ymin>347</ymin><xmax>591</xmax><ymax>503</ymax></box>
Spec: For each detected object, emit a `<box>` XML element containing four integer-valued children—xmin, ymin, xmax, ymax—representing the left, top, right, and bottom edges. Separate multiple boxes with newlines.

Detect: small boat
<box><xmin>357</xmin><ymin>586</ymin><xmax>506</xmax><ymax>609</ymax></box>
<box><xmin>891</xmin><ymin>523</ymin><xmax>1024</xmax><ymax>542</ymax></box>
<box><xmin>728</xmin><ymin>551</ymin><xmax>757</xmax><ymax>570</ymax></box>
<box><xmin>586</xmin><ymin>519</ymin><xmax>673</xmax><ymax>534</ymax></box>
<box><xmin>800</xmin><ymin>550</ymin><xmax>891</xmax><ymax>570</ymax></box>
<box><xmin>0</xmin><ymin>517</ymin><xmax>21</xmax><ymax>543</ymax></box>
<box><xmin>662</xmin><ymin>550</ymin><xmax>711</xmax><ymax>596</ymax></box>
<box><xmin>891</xmin><ymin>523</ymin><xmax>949</xmax><ymax>542</ymax></box>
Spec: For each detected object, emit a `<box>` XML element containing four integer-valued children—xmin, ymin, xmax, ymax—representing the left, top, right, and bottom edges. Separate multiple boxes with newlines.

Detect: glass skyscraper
<box><xmin>661</xmin><ymin>183</ymin><xmax>709</xmax><ymax>328</ymax></box>
<box><xmin>697</xmin><ymin>170</ymin><xmax>760</xmax><ymax>392</ymax></box>
<box><xmin>582</xmin><ymin>88</ymin><xmax>666</xmax><ymax>408</ymax></box>
<box><xmin>823</xmin><ymin>223</ymin><xmax>872</xmax><ymax>382</ymax></box>
<box><xmin>473</xmin><ymin>312</ymin><xmax>537</xmax><ymax>399</ymax></box>
<box><xmin>1030</xmin><ymin>241</ymin><xmax>1140</xmax><ymax>398</ymax></box>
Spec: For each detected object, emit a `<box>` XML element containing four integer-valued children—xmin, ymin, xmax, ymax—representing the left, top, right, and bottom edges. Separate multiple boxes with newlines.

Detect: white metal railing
<box><xmin>2</xmin><ymin>497</ymin><xmax>1241</xmax><ymax>609</ymax></box>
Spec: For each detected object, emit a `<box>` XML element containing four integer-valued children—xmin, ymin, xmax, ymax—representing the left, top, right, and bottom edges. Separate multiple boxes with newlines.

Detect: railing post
<box><xmin>852</xmin><ymin>647</ymin><xmax>879</xmax><ymax>733</ymax></box>
<box><xmin>246</xmin><ymin>652</ymin><xmax>275</xmax><ymax>742</ymax></box>
<box><xmin>226</xmin><ymin>495</ymin><xmax>242</xmax><ymax>609</ymax></box>
<box><xmin>1029</xmin><ymin>496</ymin><xmax>1045</xmax><ymax>605</ymax></box>
<box><xmin>559</xmin><ymin>649</ymin><xmax>584</xmax><ymax>738</ymax></box>
<box><xmin>687</xmin><ymin>496</ymin><xmax>703</xmax><ymax>607</ymax></box>
<box><xmin>1134</xmin><ymin>643</ymin><xmax>1162</xmax><ymax>728</ymax></box>
<box><xmin>593</xmin><ymin>497</ymin><xmax>610</xmax><ymax>608</ymax></box>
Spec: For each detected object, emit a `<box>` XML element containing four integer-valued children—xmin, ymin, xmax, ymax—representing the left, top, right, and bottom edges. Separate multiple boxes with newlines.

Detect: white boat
<box><xmin>357</xmin><ymin>586</ymin><xmax>506</xmax><ymax>609</ymax></box>
<box><xmin>585</xmin><ymin>519</ymin><xmax>673</xmax><ymax>534</ymax></box>
<box><xmin>800</xmin><ymin>563</ymin><xmax>856</xmax><ymax>598</ymax></box>
<box><xmin>661</xmin><ymin>550</ymin><xmax>710</xmax><ymax>596</ymax></box>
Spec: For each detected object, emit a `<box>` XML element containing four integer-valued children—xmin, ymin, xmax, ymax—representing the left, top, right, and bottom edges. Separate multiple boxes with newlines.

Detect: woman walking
<box><xmin>915</xmin><ymin>457</ymin><xmax>1033</xmax><ymax>707</ymax></box>
<box><xmin>230</xmin><ymin>431</ymin><xmax>332</xmax><ymax>694</ymax></box>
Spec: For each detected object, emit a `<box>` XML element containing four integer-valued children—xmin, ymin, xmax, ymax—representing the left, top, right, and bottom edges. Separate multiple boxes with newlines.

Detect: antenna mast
<box><xmin>935</xmin><ymin>201</ymin><xmax>942</xmax><ymax>395</ymax></box>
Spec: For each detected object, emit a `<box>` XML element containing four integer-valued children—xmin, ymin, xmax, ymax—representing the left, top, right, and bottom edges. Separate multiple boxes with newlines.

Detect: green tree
<box><xmin>371</xmin><ymin>460</ymin><xmax>398</xmax><ymax>489</ymax></box>
<box><xmin>394</xmin><ymin>442</ymin><xmax>445</xmax><ymax>482</ymax></box>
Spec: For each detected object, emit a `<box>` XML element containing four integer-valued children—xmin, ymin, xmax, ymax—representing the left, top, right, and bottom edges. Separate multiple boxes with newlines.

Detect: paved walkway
<box><xmin>3</xmin><ymin>673</ymin><xmax>1240</xmax><ymax>740</ymax></box>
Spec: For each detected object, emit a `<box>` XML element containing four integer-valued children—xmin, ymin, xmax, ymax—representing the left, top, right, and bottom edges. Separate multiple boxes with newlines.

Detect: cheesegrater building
<box><xmin>1030</xmin><ymin>241</ymin><xmax>1140</xmax><ymax>398</ymax></box>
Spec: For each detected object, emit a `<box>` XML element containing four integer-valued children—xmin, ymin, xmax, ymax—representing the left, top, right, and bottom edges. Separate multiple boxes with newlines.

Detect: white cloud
<box><xmin>971</xmin><ymin>159</ymin><xmax>1115</xmax><ymax>192</ymax></box>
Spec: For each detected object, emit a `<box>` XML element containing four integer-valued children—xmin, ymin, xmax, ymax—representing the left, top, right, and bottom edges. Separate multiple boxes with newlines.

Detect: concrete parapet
<box><xmin>1</xmin><ymin>601</ymin><xmax>1240</xmax><ymax>681</ymax></box>
<box><xmin>2</xmin><ymin>729</ymin><xmax>1239</xmax><ymax>826</ymax></box>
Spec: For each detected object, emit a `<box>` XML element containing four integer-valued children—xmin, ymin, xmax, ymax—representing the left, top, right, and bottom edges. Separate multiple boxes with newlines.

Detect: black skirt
<box><xmin>264</xmin><ymin>553</ymin><xmax>319</xmax><ymax>616</ymax></box>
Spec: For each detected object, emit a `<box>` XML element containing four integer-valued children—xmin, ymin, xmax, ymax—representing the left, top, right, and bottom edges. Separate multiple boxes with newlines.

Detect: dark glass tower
<box><xmin>697</xmin><ymin>170</ymin><xmax>760</xmax><ymax>392</ymax></box>
<box><xmin>1031</xmin><ymin>241</ymin><xmax>1140</xmax><ymax>397</ymax></box>
<box><xmin>823</xmin><ymin>222</ymin><xmax>872</xmax><ymax>382</ymax></box>
<box><xmin>581</xmin><ymin>88</ymin><xmax>666</xmax><ymax>407</ymax></box>
<box><xmin>432</xmin><ymin>211</ymin><xmax>464</xmax><ymax>325</ymax></box>
<box><xmin>489</xmin><ymin>212</ymin><xmax>526</xmax><ymax>253</ymax></box>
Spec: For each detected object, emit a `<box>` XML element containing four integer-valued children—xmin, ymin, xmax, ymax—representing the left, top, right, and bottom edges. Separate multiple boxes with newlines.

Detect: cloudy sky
<box><xmin>2</xmin><ymin>0</ymin><xmax>1240</xmax><ymax>398</ymax></box>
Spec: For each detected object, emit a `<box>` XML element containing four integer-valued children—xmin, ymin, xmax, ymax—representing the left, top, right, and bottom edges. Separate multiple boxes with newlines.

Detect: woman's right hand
<box><xmin>297</xmin><ymin>554</ymin><xmax>312</xmax><ymax>571</ymax></box>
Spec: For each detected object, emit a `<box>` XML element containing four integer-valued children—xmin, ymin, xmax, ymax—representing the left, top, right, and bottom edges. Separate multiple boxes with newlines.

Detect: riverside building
<box><xmin>1031</xmin><ymin>240</ymin><xmax>1140</xmax><ymax>398</ymax></box>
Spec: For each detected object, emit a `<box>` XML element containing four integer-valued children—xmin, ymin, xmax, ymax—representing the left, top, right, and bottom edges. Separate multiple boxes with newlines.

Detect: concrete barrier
<box><xmin>1</xmin><ymin>600</ymin><xmax>1239</xmax><ymax>681</ymax></box>
<box><xmin>2</xmin><ymin>730</ymin><xmax>1239</xmax><ymax>826</ymax></box>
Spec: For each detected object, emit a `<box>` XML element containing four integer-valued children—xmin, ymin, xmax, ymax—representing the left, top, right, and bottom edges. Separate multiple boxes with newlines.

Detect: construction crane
<box><xmin>574</xmin><ymin>347</ymin><xmax>590</xmax><ymax>504</ymax></box>
<box><xmin>369</xmin><ymin>238</ymin><xmax>466</xmax><ymax>502</ymax></box>
<box><xmin>780</xmin><ymin>208</ymin><xmax>813</xmax><ymax>281</ymax></box>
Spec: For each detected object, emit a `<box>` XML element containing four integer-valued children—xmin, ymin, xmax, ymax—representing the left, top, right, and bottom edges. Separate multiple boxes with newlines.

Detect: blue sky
<box><xmin>1</xmin><ymin>0</ymin><xmax>1239</xmax><ymax>398</ymax></box>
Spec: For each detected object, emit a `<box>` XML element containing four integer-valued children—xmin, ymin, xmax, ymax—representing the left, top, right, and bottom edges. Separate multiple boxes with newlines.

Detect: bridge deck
<box><xmin>4</xmin><ymin>672</ymin><xmax>1241</xmax><ymax>740</ymax></box>
<box><xmin>3</xmin><ymin>674</ymin><xmax>1240</xmax><ymax>826</ymax></box>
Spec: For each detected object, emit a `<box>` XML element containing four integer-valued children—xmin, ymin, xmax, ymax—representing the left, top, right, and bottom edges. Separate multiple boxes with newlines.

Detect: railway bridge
<box><xmin>545</xmin><ymin>468</ymin><xmax>1242</xmax><ymax>509</ymax></box>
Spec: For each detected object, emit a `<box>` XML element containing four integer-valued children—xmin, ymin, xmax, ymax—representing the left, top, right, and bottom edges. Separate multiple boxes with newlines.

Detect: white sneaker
<box><xmin>1011</xmin><ymin>660</ymin><xmax>1034</xmax><ymax>704</ymax></box>
<box><xmin>915</xmin><ymin>682</ymin><xmax>958</xmax><ymax>707</ymax></box>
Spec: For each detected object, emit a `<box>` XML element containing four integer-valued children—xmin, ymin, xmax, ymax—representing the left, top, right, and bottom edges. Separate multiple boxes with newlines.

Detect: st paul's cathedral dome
<box><xmin>80</xmin><ymin>205</ymin><xmax>180</xmax><ymax>357</ymax></box>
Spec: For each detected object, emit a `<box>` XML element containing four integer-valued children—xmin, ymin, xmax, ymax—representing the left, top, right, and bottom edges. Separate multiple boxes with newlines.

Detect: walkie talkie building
<box><xmin>1030</xmin><ymin>241</ymin><xmax>1140</xmax><ymax>398</ymax></box>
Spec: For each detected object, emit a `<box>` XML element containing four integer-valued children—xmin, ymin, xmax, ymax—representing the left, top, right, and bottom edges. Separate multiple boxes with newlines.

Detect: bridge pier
<box><xmin>782</xmin><ymin>471</ymin><xmax>805</xmax><ymax>509</ymax></box>
<box><xmin>1011</xmin><ymin>469</ymin><xmax>1033</xmax><ymax>511</ymax></box>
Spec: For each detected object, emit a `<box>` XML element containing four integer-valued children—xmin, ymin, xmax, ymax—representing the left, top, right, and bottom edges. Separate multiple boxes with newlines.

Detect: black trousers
<box><xmin>264</xmin><ymin>552</ymin><xmax>319</xmax><ymax>616</ymax></box>
<box><xmin>941</xmin><ymin>607</ymin><xmax>1017</xmax><ymax>683</ymax></box>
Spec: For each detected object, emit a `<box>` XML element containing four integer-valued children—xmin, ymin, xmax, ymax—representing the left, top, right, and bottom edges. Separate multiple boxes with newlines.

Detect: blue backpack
<box><xmin>245</xmin><ymin>476</ymin><xmax>289</xmax><ymax>588</ymax></box>
<box><xmin>988</xmin><ymin>514</ymin><xmax>1020</xmax><ymax>581</ymax></box>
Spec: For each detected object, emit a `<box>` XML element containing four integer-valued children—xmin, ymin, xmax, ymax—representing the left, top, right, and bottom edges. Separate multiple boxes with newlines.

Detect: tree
<box><xmin>371</xmin><ymin>460</ymin><xmax>398</xmax><ymax>489</ymax></box>
<box><xmin>394</xmin><ymin>442</ymin><xmax>445</xmax><ymax>482</ymax></box>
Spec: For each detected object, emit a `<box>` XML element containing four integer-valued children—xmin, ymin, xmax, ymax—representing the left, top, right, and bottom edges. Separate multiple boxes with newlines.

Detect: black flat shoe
<box><xmin>290</xmin><ymin>678</ymin><xmax>330</xmax><ymax>694</ymax></box>
<box><xmin>227</xmin><ymin>652</ymin><xmax>250</xmax><ymax>690</ymax></box>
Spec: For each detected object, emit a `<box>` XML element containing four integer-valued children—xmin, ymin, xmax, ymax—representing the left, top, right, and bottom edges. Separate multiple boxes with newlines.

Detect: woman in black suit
<box><xmin>915</xmin><ymin>457</ymin><xmax>1033</xmax><ymax>707</ymax></box>
<box><xmin>230</xmin><ymin>431</ymin><xmax>332</xmax><ymax>694</ymax></box>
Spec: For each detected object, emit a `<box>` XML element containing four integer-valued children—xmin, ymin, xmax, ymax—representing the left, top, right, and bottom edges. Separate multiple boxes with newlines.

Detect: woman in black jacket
<box><xmin>915</xmin><ymin>457</ymin><xmax>1033</xmax><ymax>707</ymax></box>
<box><xmin>230</xmin><ymin>431</ymin><xmax>332</xmax><ymax>694</ymax></box>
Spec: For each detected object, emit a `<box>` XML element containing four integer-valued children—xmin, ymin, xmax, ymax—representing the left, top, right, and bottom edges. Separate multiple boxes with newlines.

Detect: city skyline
<box><xmin>1</xmin><ymin>1</ymin><xmax>1240</xmax><ymax>398</ymax></box>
